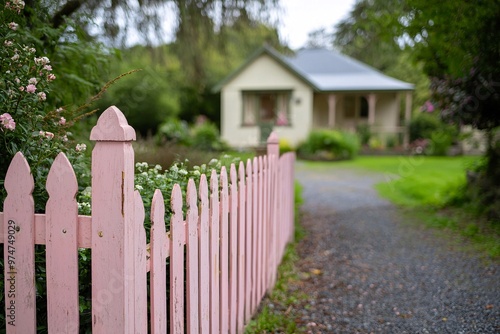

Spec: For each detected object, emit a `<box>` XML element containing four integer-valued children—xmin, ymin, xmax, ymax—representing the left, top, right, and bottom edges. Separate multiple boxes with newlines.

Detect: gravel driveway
<box><xmin>290</xmin><ymin>163</ymin><xmax>499</xmax><ymax>333</ymax></box>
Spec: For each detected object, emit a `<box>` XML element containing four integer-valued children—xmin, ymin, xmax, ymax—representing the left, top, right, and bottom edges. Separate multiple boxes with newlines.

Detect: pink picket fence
<box><xmin>0</xmin><ymin>106</ymin><xmax>295</xmax><ymax>333</ymax></box>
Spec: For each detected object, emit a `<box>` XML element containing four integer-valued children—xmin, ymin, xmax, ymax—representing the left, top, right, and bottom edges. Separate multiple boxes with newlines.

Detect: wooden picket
<box><xmin>0</xmin><ymin>105</ymin><xmax>296</xmax><ymax>333</ymax></box>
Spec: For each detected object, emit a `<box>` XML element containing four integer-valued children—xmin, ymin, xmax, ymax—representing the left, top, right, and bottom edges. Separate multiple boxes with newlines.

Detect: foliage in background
<box><xmin>297</xmin><ymin>130</ymin><xmax>360</xmax><ymax>161</ymax></box>
<box><xmin>94</xmin><ymin>45</ymin><xmax>182</xmax><ymax>136</ymax></box>
<box><xmin>409</xmin><ymin>112</ymin><xmax>459</xmax><ymax>156</ymax></box>
<box><xmin>191</xmin><ymin>120</ymin><xmax>229</xmax><ymax>151</ymax></box>
<box><xmin>401</xmin><ymin>0</ymin><xmax>500</xmax><ymax>219</ymax></box>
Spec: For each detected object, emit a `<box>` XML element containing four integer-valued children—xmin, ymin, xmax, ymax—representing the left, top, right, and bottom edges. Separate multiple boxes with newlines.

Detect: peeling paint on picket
<box><xmin>0</xmin><ymin>105</ymin><xmax>295</xmax><ymax>333</ymax></box>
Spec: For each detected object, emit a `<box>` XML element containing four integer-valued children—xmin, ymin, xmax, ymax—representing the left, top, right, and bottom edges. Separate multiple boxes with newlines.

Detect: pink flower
<box><xmin>19</xmin><ymin>86</ymin><xmax>24</xmax><ymax>91</ymax></box>
<box><xmin>47</xmin><ymin>73</ymin><xmax>56</xmax><ymax>81</ymax></box>
<box><xmin>8</xmin><ymin>22</ymin><xmax>18</xmax><ymax>30</ymax></box>
<box><xmin>0</xmin><ymin>113</ymin><xmax>16</xmax><ymax>131</ymax></box>
<box><xmin>56</xmin><ymin>107</ymin><xmax>64</xmax><ymax>113</ymax></box>
<box><xmin>421</xmin><ymin>100</ymin><xmax>435</xmax><ymax>112</ymax></box>
<box><xmin>44</xmin><ymin>65</ymin><xmax>52</xmax><ymax>71</ymax></box>
<box><xmin>28</xmin><ymin>77</ymin><xmax>37</xmax><ymax>85</ymax></box>
<box><xmin>40</xmin><ymin>131</ymin><xmax>54</xmax><ymax>139</ymax></box>
<box><xmin>26</xmin><ymin>84</ymin><xmax>36</xmax><ymax>93</ymax></box>
<box><xmin>4</xmin><ymin>40</ymin><xmax>13</xmax><ymax>47</ymax></box>
<box><xmin>11</xmin><ymin>54</ymin><xmax>19</xmax><ymax>61</ymax></box>
<box><xmin>62</xmin><ymin>134</ymin><xmax>68</xmax><ymax>142</ymax></box>
<box><xmin>37</xmin><ymin>92</ymin><xmax>46</xmax><ymax>101</ymax></box>
<box><xmin>59</xmin><ymin>117</ymin><xmax>66</xmax><ymax>125</ymax></box>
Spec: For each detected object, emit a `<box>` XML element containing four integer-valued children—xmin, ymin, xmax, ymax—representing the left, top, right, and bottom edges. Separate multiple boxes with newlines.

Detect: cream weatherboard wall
<box><xmin>221</xmin><ymin>54</ymin><xmax>313</xmax><ymax>147</ymax></box>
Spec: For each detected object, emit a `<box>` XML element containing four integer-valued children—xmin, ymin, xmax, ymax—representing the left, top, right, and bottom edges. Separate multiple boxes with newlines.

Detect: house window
<box><xmin>241</xmin><ymin>91</ymin><xmax>291</xmax><ymax>126</ymax></box>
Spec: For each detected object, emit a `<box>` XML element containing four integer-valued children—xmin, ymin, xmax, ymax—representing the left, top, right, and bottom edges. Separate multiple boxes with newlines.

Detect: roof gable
<box><xmin>214</xmin><ymin>46</ymin><xmax>414</xmax><ymax>93</ymax></box>
<box><xmin>212</xmin><ymin>45</ymin><xmax>315</xmax><ymax>93</ymax></box>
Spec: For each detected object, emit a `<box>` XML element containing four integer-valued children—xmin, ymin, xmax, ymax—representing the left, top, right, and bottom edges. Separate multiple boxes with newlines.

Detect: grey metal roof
<box><xmin>213</xmin><ymin>46</ymin><xmax>414</xmax><ymax>93</ymax></box>
<box><xmin>282</xmin><ymin>48</ymin><xmax>414</xmax><ymax>91</ymax></box>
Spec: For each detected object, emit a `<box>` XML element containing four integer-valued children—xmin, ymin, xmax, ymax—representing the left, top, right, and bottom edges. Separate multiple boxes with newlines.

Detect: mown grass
<box><xmin>305</xmin><ymin>155</ymin><xmax>500</xmax><ymax>259</ymax></box>
<box><xmin>245</xmin><ymin>182</ymin><xmax>307</xmax><ymax>333</ymax></box>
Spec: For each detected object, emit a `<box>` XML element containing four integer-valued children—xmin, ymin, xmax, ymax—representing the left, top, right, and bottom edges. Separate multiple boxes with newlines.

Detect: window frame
<box><xmin>240</xmin><ymin>90</ymin><xmax>292</xmax><ymax>127</ymax></box>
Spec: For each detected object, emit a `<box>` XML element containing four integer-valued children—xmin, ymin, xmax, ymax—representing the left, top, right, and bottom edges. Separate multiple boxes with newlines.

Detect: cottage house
<box><xmin>214</xmin><ymin>45</ymin><xmax>414</xmax><ymax>148</ymax></box>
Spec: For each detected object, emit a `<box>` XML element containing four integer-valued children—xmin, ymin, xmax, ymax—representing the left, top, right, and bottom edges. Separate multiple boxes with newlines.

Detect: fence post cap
<box><xmin>90</xmin><ymin>105</ymin><xmax>136</xmax><ymax>141</ymax></box>
<box><xmin>267</xmin><ymin>131</ymin><xmax>279</xmax><ymax>144</ymax></box>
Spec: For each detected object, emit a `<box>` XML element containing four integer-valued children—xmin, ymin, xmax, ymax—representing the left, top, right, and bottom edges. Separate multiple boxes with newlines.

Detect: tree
<box><xmin>334</xmin><ymin>0</ymin><xmax>406</xmax><ymax>72</ymax></box>
<box><xmin>402</xmin><ymin>0</ymin><xmax>500</xmax><ymax>217</ymax></box>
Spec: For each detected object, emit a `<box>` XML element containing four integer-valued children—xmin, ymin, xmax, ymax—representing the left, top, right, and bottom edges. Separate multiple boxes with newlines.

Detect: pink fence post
<box><xmin>90</xmin><ymin>106</ymin><xmax>137</xmax><ymax>333</ymax></box>
<box><xmin>46</xmin><ymin>153</ymin><xmax>79</xmax><ymax>333</ymax></box>
<box><xmin>170</xmin><ymin>184</ymin><xmax>185</xmax><ymax>334</ymax></box>
<box><xmin>150</xmin><ymin>190</ymin><xmax>168</xmax><ymax>334</ymax></box>
<box><xmin>251</xmin><ymin>157</ymin><xmax>258</xmax><ymax>313</ymax></box>
<box><xmin>220</xmin><ymin>167</ymin><xmax>229</xmax><ymax>334</ymax></box>
<box><xmin>261</xmin><ymin>156</ymin><xmax>268</xmax><ymax>298</ymax></box>
<box><xmin>3</xmin><ymin>152</ymin><xmax>36</xmax><ymax>333</ymax></box>
<box><xmin>186</xmin><ymin>179</ymin><xmax>199</xmax><ymax>334</ymax></box>
<box><xmin>198</xmin><ymin>175</ymin><xmax>210</xmax><ymax>333</ymax></box>
<box><xmin>229</xmin><ymin>164</ymin><xmax>238</xmax><ymax>334</ymax></box>
<box><xmin>256</xmin><ymin>156</ymin><xmax>263</xmax><ymax>305</ymax></box>
<box><xmin>237</xmin><ymin>161</ymin><xmax>246</xmax><ymax>332</ymax></box>
<box><xmin>267</xmin><ymin>132</ymin><xmax>279</xmax><ymax>291</ymax></box>
<box><xmin>209</xmin><ymin>170</ymin><xmax>220</xmax><ymax>334</ymax></box>
<box><xmin>245</xmin><ymin>159</ymin><xmax>253</xmax><ymax>322</ymax></box>
<box><xmin>134</xmin><ymin>191</ymin><xmax>147</xmax><ymax>334</ymax></box>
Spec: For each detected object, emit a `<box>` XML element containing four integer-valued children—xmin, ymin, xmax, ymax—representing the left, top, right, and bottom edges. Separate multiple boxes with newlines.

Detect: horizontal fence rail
<box><xmin>0</xmin><ymin>106</ymin><xmax>295</xmax><ymax>333</ymax></box>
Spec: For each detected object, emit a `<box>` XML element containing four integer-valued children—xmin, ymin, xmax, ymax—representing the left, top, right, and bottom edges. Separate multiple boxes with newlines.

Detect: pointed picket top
<box><xmin>220</xmin><ymin>166</ymin><xmax>228</xmax><ymax>199</ymax></box>
<box><xmin>247</xmin><ymin>158</ymin><xmax>252</xmax><ymax>178</ymax></box>
<box><xmin>230</xmin><ymin>164</ymin><xmax>237</xmax><ymax>188</ymax></box>
<box><xmin>199</xmin><ymin>174</ymin><xmax>209</xmax><ymax>208</ymax></box>
<box><xmin>151</xmin><ymin>189</ymin><xmax>165</xmax><ymax>225</ymax></box>
<box><xmin>267</xmin><ymin>131</ymin><xmax>279</xmax><ymax>144</ymax></box>
<box><xmin>5</xmin><ymin>152</ymin><xmax>34</xmax><ymax>195</ymax></box>
<box><xmin>238</xmin><ymin>161</ymin><xmax>245</xmax><ymax>183</ymax></box>
<box><xmin>170</xmin><ymin>184</ymin><xmax>183</xmax><ymax>219</ymax></box>
<box><xmin>90</xmin><ymin>105</ymin><xmax>136</xmax><ymax>141</ymax></box>
<box><xmin>46</xmin><ymin>152</ymin><xmax>77</xmax><ymax>198</ymax></box>
<box><xmin>210</xmin><ymin>169</ymin><xmax>219</xmax><ymax>198</ymax></box>
<box><xmin>186</xmin><ymin>179</ymin><xmax>198</xmax><ymax>213</ymax></box>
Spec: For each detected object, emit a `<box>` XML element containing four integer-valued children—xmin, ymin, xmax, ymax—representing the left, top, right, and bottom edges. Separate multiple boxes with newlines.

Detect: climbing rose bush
<box><xmin>0</xmin><ymin>3</ymin><xmax>90</xmax><ymax>212</ymax></box>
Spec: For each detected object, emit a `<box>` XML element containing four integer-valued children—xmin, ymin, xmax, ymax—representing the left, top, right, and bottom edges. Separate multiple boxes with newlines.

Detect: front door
<box><xmin>259</xmin><ymin>94</ymin><xmax>275</xmax><ymax>143</ymax></box>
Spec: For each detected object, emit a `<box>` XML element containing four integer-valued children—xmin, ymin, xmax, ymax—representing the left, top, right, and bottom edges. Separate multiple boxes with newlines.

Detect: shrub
<box><xmin>191</xmin><ymin>121</ymin><xmax>229</xmax><ymax>151</ymax></box>
<box><xmin>279</xmin><ymin>138</ymin><xmax>294</xmax><ymax>153</ymax></box>
<box><xmin>298</xmin><ymin>130</ymin><xmax>360</xmax><ymax>160</ymax></box>
<box><xmin>409</xmin><ymin>112</ymin><xmax>441</xmax><ymax>141</ymax></box>
<box><xmin>356</xmin><ymin>124</ymin><xmax>372</xmax><ymax>146</ymax></box>
<box><xmin>156</xmin><ymin>118</ymin><xmax>191</xmax><ymax>146</ymax></box>
<box><xmin>429</xmin><ymin>130</ymin><xmax>454</xmax><ymax>156</ymax></box>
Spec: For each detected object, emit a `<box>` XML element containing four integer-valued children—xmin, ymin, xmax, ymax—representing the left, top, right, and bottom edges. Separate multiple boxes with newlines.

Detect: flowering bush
<box><xmin>0</xmin><ymin>3</ymin><xmax>91</xmax><ymax>212</ymax></box>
